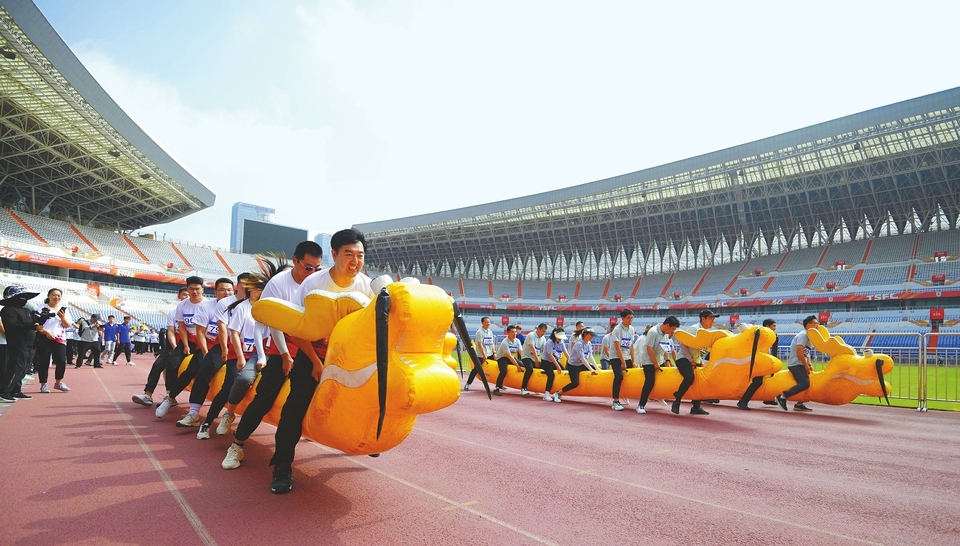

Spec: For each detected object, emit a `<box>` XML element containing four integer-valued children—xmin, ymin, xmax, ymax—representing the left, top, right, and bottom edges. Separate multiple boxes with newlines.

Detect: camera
<box><xmin>34</xmin><ymin>308</ymin><xmax>56</xmax><ymax>325</ymax></box>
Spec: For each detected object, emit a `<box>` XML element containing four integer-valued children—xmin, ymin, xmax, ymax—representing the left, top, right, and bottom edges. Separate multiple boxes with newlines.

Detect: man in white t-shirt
<box><xmin>223</xmin><ymin>240</ymin><xmax>322</xmax><ymax>471</ymax></box>
<box><xmin>464</xmin><ymin>316</ymin><xmax>495</xmax><ymax>390</ymax></box>
<box><xmin>132</xmin><ymin>287</ymin><xmax>187</xmax><ymax>407</ymax></box>
<box><xmin>268</xmin><ymin>228</ymin><xmax>373</xmax><ymax>494</ymax></box>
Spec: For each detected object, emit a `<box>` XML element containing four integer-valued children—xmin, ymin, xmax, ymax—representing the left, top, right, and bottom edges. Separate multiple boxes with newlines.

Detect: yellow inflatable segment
<box><xmin>466</xmin><ymin>325</ymin><xmax>780</xmax><ymax>400</ymax></box>
<box><xmin>252</xmin><ymin>290</ymin><xmax>370</xmax><ymax>343</ymax></box>
<box><xmin>807</xmin><ymin>325</ymin><xmax>856</xmax><ymax>357</ymax></box>
<box><xmin>673</xmin><ymin>327</ymin><xmax>732</xmax><ymax>350</ymax></box>
<box><xmin>181</xmin><ymin>281</ymin><xmax>461</xmax><ymax>456</ymax></box>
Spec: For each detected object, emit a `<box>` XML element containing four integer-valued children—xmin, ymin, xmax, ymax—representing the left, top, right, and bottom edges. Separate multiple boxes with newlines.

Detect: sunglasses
<box><xmin>299</xmin><ymin>262</ymin><xmax>321</xmax><ymax>272</ymax></box>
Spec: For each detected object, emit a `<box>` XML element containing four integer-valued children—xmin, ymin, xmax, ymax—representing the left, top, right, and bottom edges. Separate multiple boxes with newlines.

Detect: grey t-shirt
<box><xmin>678</xmin><ymin>322</ymin><xmax>708</xmax><ymax>363</ymax></box>
<box><xmin>788</xmin><ymin>329</ymin><xmax>812</xmax><ymax>369</ymax></box>
<box><xmin>638</xmin><ymin>325</ymin><xmax>668</xmax><ymax>366</ymax></box>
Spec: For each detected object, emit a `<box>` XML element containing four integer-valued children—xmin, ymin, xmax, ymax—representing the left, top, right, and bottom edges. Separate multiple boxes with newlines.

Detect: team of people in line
<box><xmin>466</xmin><ymin>309</ymin><xmax>818</xmax><ymax>415</ymax></box>
<box><xmin>1</xmin><ymin>227</ymin><xmax>819</xmax><ymax>495</ymax></box>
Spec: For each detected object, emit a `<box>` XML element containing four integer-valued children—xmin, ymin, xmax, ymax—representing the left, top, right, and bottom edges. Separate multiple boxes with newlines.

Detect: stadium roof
<box><xmin>0</xmin><ymin>1</ymin><xmax>214</xmax><ymax>231</ymax></box>
<box><xmin>358</xmin><ymin>87</ymin><xmax>960</xmax><ymax>281</ymax></box>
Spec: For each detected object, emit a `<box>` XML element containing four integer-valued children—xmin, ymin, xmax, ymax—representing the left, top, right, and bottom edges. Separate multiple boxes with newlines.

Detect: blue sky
<box><xmin>32</xmin><ymin>0</ymin><xmax>960</xmax><ymax>249</ymax></box>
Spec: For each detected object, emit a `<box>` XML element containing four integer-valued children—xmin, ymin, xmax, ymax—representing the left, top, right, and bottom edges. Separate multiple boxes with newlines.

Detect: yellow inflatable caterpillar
<box><xmin>180</xmin><ymin>281</ymin><xmax>462</xmax><ymax>455</ymax></box>
<box><xmin>465</xmin><ymin>324</ymin><xmax>894</xmax><ymax>406</ymax></box>
<box><xmin>470</xmin><ymin>326</ymin><xmax>781</xmax><ymax>400</ymax></box>
<box><xmin>745</xmin><ymin>326</ymin><xmax>894</xmax><ymax>405</ymax></box>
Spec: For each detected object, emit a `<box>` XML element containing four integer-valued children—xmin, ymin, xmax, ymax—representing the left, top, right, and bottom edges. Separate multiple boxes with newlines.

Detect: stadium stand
<box><xmin>127</xmin><ymin>236</ymin><xmax>189</xmax><ymax>270</ymax></box>
<box><xmin>778</xmin><ymin>246</ymin><xmax>826</xmax><ymax>272</ymax></box>
<box><xmin>914</xmin><ymin>261</ymin><xmax>960</xmax><ymax>282</ymax></box>
<box><xmin>665</xmin><ymin>268</ymin><xmax>706</xmax><ymax>298</ymax></box>
<box><xmin>693</xmin><ymin>262</ymin><xmax>743</xmax><ymax>296</ymax></box>
<box><xmin>866</xmin><ymin>234</ymin><xmax>917</xmax><ymax>264</ymax></box>
<box><xmin>917</xmin><ymin>229</ymin><xmax>960</xmax><ymax>258</ymax></box>
<box><xmin>14</xmin><ymin>212</ymin><xmax>98</xmax><ymax>255</ymax></box>
<box><xmin>634</xmin><ymin>273</ymin><xmax>672</xmax><ymax>298</ymax></box>
<box><xmin>490</xmin><ymin>280</ymin><xmax>519</xmax><ymax>300</ymax></box>
<box><xmin>606</xmin><ymin>277</ymin><xmax>638</xmax><ymax>300</ymax></box>
<box><xmin>73</xmin><ymin>225</ymin><xmax>147</xmax><ymax>264</ymax></box>
<box><xmin>461</xmin><ymin>279</ymin><xmax>489</xmax><ymax>299</ymax></box>
<box><xmin>550</xmin><ymin>280</ymin><xmax>578</xmax><ymax>301</ymax></box>
<box><xmin>727</xmin><ymin>275</ymin><xmax>770</xmax><ymax>295</ymax></box>
<box><xmin>812</xmin><ymin>269</ymin><xmax>858</xmax><ymax>289</ymax></box>
<box><xmin>175</xmin><ymin>244</ymin><xmax>231</xmax><ymax>277</ymax></box>
<box><xmin>0</xmin><ymin>211</ymin><xmax>45</xmax><ymax>246</ymax></box>
<box><xmin>743</xmin><ymin>253</ymin><xmax>783</xmax><ymax>275</ymax></box>
<box><xmin>577</xmin><ymin>280</ymin><xmax>607</xmax><ymax>300</ymax></box>
<box><xmin>764</xmin><ymin>273</ymin><xmax>812</xmax><ymax>293</ymax></box>
<box><xmin>821</xmin><ymin>239</ymin><xmax>869</xmax><ymax>267</ymax></box>
<box><xmin>428</xmin><ymin>276</ymin><xmax>460</xmax><ymax>297</ymax></box>
<box><xmin>858</xmin><ymin>265</ymin><xmax>910</xmax><ymax>287</ymax></box>
<box><xmin>520</xmin><ymin>280</ymin><xmax>548</xmax><ymax>300</ymax></box>
<box><xmin>219</xmin><ymin>252</ymin><xmax>262</xmax><ymax>276</ymax></box>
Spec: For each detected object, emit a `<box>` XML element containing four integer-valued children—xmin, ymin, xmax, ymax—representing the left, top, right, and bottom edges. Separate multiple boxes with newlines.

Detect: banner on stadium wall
<box><xmin>86</xmin><ymin>283</ymin><xmax>100</xmax><ymax>297</ymax></box>
<box><xmin>0</xmin><ymin>247</ymin><xmax>192</xmax><ymax>286</ymax></box>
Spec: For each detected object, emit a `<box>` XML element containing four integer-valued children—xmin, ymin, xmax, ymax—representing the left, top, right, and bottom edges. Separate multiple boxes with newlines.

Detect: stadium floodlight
<box><xmin>0</xmin><ymin>47</ymin><xmax>15</xmax><ymax>60</ymax></box>
<box><xmin>108</xmin><ymin>149</ymin><xmax>121</xmax><ymax>157</ymax></box>
<box><xmin>140</xmin><ymin>173</ymin><xmax>151</xmax><ymax>179</ymax></box>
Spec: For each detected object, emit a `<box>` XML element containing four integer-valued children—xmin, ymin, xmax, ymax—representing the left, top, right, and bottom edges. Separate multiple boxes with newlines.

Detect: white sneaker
<box><xmin>620</xmin><ymin>398</ymin><xmax>630</xmax><ymax>407</ymax></box>
<box><xmin>132</xmin><ymin>394</ymin><xmax>153</xmax><ymax>407</ymax></box>
<box><xmin>155</xmin><ymin>396</ymin><xmax>174</xmax><ymax>418</ymax></box>
<box><xmin>636</xmin><ymin>406</ymin><xmax>646</xmax><ymax>414</ymax></box>
<box><xmin>111</xmin><ymin>361</ymin><xmax>118</xmax><ymax>366</ymax></box>
<box><xmin>222</xmin><ymin>443</ymin><xmax>244</xmax><ymax>469</ymax></box>
<box><xmin>612</xmin><ymin>401</ymin><xmax>624</xmax><ymax>411</ymax></box>
<box><xmin>520</xmin><ymin>388</ymin><xmax>529</xmax><ymax>396</ymax></box>
<box><xmin>216</xmin><ymin>412</ymin><xmax>234</xmax><ymax>436</ymax></box>
<box><xmin>553</xmin><ymin>392</ymin><xmax>562</xmax><ymax>403</ymax></box>
<box><xmin>126</xmin><ymin>362</ymin><xmax>135</xmax><ymax>366</ymax></box>
<box><xmin>196</xmin><ymin>423</ymin><xmax>211</xmax><ymax>440</ymax></box>
<box><xmin>176</xmin><ymin>412</ymin><xmax>201</xmax><ymax>427</ymax></box>
<box><xmin>658</xmin><ymin>398</ymin><xmax>668</xmax><ymax>406</ymax></box>
<box><xmin>543</xmin><ymin>393</ymin><xmax>553</xmax><ymax>402</ymax></box>
<box><xmin>54</xmin><ymin>382</ymin><xmax>70</xmax><ymax>392</ymax></box>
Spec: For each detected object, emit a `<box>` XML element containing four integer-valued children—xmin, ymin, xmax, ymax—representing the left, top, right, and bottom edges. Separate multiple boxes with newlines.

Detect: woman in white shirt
<box><xmin>34</xmin><ymin>288</ymin><xmax>72</xmax><ymax>393</ymax></box>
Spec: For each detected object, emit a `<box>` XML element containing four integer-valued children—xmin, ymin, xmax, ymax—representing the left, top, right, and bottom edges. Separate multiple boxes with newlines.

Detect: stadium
<box><xmin>0</xmin><ymin>2</ymin><xmax>958</xmax><ymax>544</ymax></box>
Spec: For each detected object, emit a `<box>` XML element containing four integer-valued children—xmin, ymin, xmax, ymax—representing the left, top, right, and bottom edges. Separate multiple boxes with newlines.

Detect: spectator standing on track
<box><xmin>737</xmin><ymin>318</ymin><xmax>778</xmax><ymax>410</ymax></box>
<box><xmin>519</xmin><ymin>323</ymin><xmax>547</xmax><ymax>395</ymax></box>
<box><xmin>556</xmin><ymin>327</ymin><xmax>598</xmax><ymax>402</ymax></box>
<box><xmin>112</xmin><ymin>315</ymin><xmax>134</xmax><ymax>366</ymax></box>
<box><xmin>65</xmin><ymin>321</ymin><xmax>79</xmax><ymax>367</ymax></box>
<box><xmin>149</xmin><ymin>328</ymin><xmax>160</xmax><ymax>354</ymax></box>
<box><xmin>0</xmin><ymin>286</ymin><xmax>40</xmax><ymax>402</ymax></box>
<box><xmin>609</xmin><ymin>308</ymin><xmax>636</xmax><ymax>411</ymax></box>
<box><xmin>600</xmin><ymin>325</ymin><xmax>615</xmax><ymax>371</ymax></box>
<box><xmin>776</xmin><ymin>316</ymin><xmax>817</xmax><ymax>412</ymax></box>
<box><xmin>463</xmin><ymin>316</ymin><xmax>495</xmax><ymax>391</ymax></box>
<box><xmin>99</xmin><ymin>315</ymin><xmax>117</xmax><ymax>366</ymax></box>
<box><xmin>132</xmin><ymin>288</ymin><xmax>188</xmax><ymax>408</ymax></box>
<box><xmin>220</xmin><ymin>241</ymin><xmax>322</xmax><ymax>478</ymax></box>
<box><xmin>672</xmin><ymin>310</ymin><xmax>719</xmax><ymax>415</ymax></box>
<box><xmin>74</xmin><ymin>314</ymin><xmax>102</xmax><ymax>368</ymax></box>
<box><xmin>635</xmin><ymin>316</ymin><xmax>679</xmax><ymax>414</ymax></box>
<box><xmin>540</xmin><ymin>327</ymin><xmax>568</xmax><ymax>403</ymax></box>
<box><xmin>33</xmin><ymin>288</ymin><xmax>72</xmax><ymax>393</ymax></box>
<box><xmin>493</xmin><ymin>324</ymin><xmax>522</xmax><ymax>396</ymax></box>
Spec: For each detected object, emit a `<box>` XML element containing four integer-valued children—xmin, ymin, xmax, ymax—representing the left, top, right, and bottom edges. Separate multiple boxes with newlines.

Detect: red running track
<box><xmin>1</xmin><ymin>362</ymin><xmax>958</xmax><ymax>545</ymax></box>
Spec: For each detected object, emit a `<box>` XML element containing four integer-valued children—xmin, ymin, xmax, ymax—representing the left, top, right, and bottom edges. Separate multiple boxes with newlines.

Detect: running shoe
<box><xmin>156</xmin><ymin>396</ymin><xmax>174</xmax><ymax>418</ymax></box>
<box><xmin>690</xmin><ymin>406</ymin><xmax>710</xmax><ymax>415</ymax></box>
<box><xmin>0</xmin><ymin>394</ymin><xmax>16</xmax><ymax>403</ymax></box>
<box><xmin>40</xmin><ymin>384</ymin><xmax>50</xmax><ymax>393</ymax></box>
<box><xmin>736</xmin><ymin>402</ymin><xmax>751</xmax><ymax>411</ymax></box>
<box><xmin>132</xmin><ymin>394</ymin><xmax>153</xmax><ymax>407</ymax></box>
<box><xmin>217</xmin><ymin>412</ymin><xmax>234</xmax><ymax>436</ymax></box>
<box><xmin>612</xmin><ymin>401</ymin><xmax>624</xmax><ymax>411</ymax></box>
<box><xmin>176</xmin><ymin>412</ymin><xmax>201</xmax><ymax>427</ymax></box>
<box><xmin>462</xmin><ymin>384</ymin><xmax>470</xmax><ymax>391</ymax></box>
<box><xmin>271</xmin><ymin>464</ymin><xmax>293</xmax><ymax>494</ymax></box>
<box><xmin>492</xmin><ymin>388</ymin><xmax>502</xmax><ymax>396</ymax></box>
<box><xmin>222</xmin><ymin>443</ymin><xmax>244</xmax><ymax>469</ymax></box>
<box><xmin>196</xmin><ymin>423</ymin><xmax>211</xmax><ymax>440</ymax></box>
<box><xmin>543</xmin><ymin>393</ymin><xmax>553</xmax><ymax>402</ymax></box>
<box><xmin>54</xmin><ymin>382</ymin><xmax>70</xmax><ymax>392</ymax></box>
<box><xmin>553</xmin><ymin>392</ymin><xmax>562</xmax><ymax>403</ymax></box>
<box><xmin>13</xmin><ymin>392</ymin><xmax>32</xmax><ymax>400</ymax></box>
<box><xmin>520</xmin><ymin>388</ymin><xmax>529</xmax><ymax>396</ymax></box>
<box><xmin>775</xmin><ymin>395</ymin><xmax>788</xmax><ymax>411</ymax></box>
<box><xmin>636</xmin><ymin>406</ymin><xmax>646</xmax><ymax>414</ymax></box>
<box><xmin>793</xmin><ymin>403</ymin><xmax>813</xmax><ymax>412</ymax></box>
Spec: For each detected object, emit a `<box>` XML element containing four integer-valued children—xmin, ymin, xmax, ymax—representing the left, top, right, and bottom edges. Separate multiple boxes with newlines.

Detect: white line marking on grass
<box><xmin>416</xmin><ymin>428</ymin><xmax>883</xmax><ymax>546</ymax></box>
<box><xmin>94</xmin><ymin>373</ymin><xmax>218</xmax><ymax>546</ymax></box>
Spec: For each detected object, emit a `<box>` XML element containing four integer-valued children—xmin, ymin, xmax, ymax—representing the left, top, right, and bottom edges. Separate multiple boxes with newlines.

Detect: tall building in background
<box><xmin>314</xmin><ymin>233</ymin><xmax>334</xmax><ymax>264</ymax></box>
<box><xmin>231</xmin><ymin>202</ymin><xmax>276</xmax><ymax>252</ymax></box>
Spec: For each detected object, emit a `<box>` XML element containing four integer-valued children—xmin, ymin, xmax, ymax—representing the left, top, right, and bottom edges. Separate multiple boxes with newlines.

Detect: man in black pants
<box><xmin>672</xmin><ymin>310</ymin><xmax>720</xmax><ymax>415</ymax></box>
<box><xmin>155</xmin><ymin>277</ymin><xmax>207</xmax><ymax>417</ymax></box>
<box><xmin>737</xmin><ymin>318</ymin><xmax>779</xmax><ymax>410</ymax></box>
<box><xmin>0</xmin><ymin>286</ymin><xmax>40</xmax><ymax>402</ymax></box>
<box><xmin>221</xmin><ymin>241</ymin><xmax>323</xmax><ymax>475</ymax></box>
<box><xmin>132</xmin><ymin>288</ymin><xmax>187</xmax><ymax>407</ymax></box>
<box><xmin>74</xmin><ymin>314</ymin><xmax>102</xmax><ymax>368</ymax></box>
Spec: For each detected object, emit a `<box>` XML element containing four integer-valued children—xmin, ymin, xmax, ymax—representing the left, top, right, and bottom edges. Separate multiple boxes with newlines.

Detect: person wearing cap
<box><xmin>99</xmin><ymin>315</ymin><xmax>118</xmax><ymax>366</ymax></box>
<box><xmin>737</xmin><ymin>318</ymin><xmax>778</xmax><ymax>410</ymax></box>
<box><xmin>609</xmin><ymin>308</ymin><xmax>636</xmax><ymax>411</ymax></box>
<box><xmin>519</xmin><ymin>323</ymin><xmax>547</xmax><ymax>395</ymax></box>
<box><xmin>556</xmin><ymin>327</ymin><xmax>598</xmax><ymax>402</ymax></box>
<box><xmin>0</xmin><ymin>285</ymin><xmax>41</xmax><ymax>402</ymax></box>
<box><xmin>540</xmin><ymin>327</ymin><xmax>569</xmax><ymax>402</ymax></box>
<box><xmin>672</xmin><ymin>310</ymin><xmax>719</xmax><ymax>415</ymax></box>
<box><xmin>635</xmin><ymin>316</ymin><xmax>680</xmax><ymax>414</ymax></box>
<box><xmin>775</xmin><ymin>316</ymin><xmax>817</xmax><ymax>412</ymax></box>
<box><xmin>493</xmin><ymin>324</ymin><xmax>522</xmax><ymax>396</ymax></box>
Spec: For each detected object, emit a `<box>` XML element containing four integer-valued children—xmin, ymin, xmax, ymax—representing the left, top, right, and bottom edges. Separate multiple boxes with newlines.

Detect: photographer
<box><xmin>33</xmin><ymin>288</ymin><xmax>72</xmax><ymax>393</ymax></box>
<box><xmin>75</xmin><ymin>314</ymin><xmax>102</xmax><ymax>368</ymax></box>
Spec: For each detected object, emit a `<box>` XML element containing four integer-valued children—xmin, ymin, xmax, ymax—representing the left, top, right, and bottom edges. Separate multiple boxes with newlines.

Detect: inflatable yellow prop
<box><xmin>180</xmin><ymin>281</ymin><xmax>463</xmax><ymax>455</ymax></box>
<box><xmin>745</xmin><ymin>326</ymin><xmax>894</xmax><ymax>406</ymax></box>
<box><xmin>462</xmin><ymin>324</ymin><xmax>894</xmax><ymax>406</ymax></box>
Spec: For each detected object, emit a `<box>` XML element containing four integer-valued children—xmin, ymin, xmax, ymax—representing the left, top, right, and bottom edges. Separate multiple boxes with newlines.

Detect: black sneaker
<box><xmin>670</xmin><ymin>399</ymin><xmax>681</xmax><ymax>414</ymax></box>
<box><xmin>492</xmin><ymin>388</ymin><xmax>502</xmax><ymax>396</ymax></box>
<box><xmin>762</xmin><ymin>400</ymin><xmax>777</xmax><ymax>406</ymax></box>
<box><xmin>736</xmin><ymin>402</ymin><xmax>751</xmax><ymax>411</ymax></box>
<box><xmin>14</xmin><ymin>392</ymin><xmax>32</xmax><ymax>400</ymax></box>
<box><xmin>0</xmin><ymin>394</ymin><xmax>16</xmax><ymax>403</ymax></box>
<box><xmin>775</xmin><ymin>395</ymin><xmax>788</xmax><ymax>411</ymax></box>
<box><xmin>271</xmin><ymin>464</ymin><xmax>293</xmax><ymax>494</ymax></box>
<box><xmin>690</xmin><ymin>406</ymin><xmax>710</xmax><ymax>415</ymax></box>
<box><xmin>793</xmin><ymin>403</ymin><xmax>813</xmax><ymax>412</ymax></box>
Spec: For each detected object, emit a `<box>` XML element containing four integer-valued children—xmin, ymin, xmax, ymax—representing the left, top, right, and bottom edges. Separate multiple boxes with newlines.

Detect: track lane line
<box><xmin>416</xmin><ymin>427</ymin><xmax>883</xmax><ymax>546</ymax></box>
<box><xmin>94</xmin><ymin>372</ymin><xmax>218</xmax><ymax>546</ymax></box>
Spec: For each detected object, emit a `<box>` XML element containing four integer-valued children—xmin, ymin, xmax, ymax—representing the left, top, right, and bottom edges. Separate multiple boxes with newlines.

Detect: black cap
<box><xmin>699</xmin><ymin>309</ymin><xmax>720</xmax><ymax>319</ymax></box>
